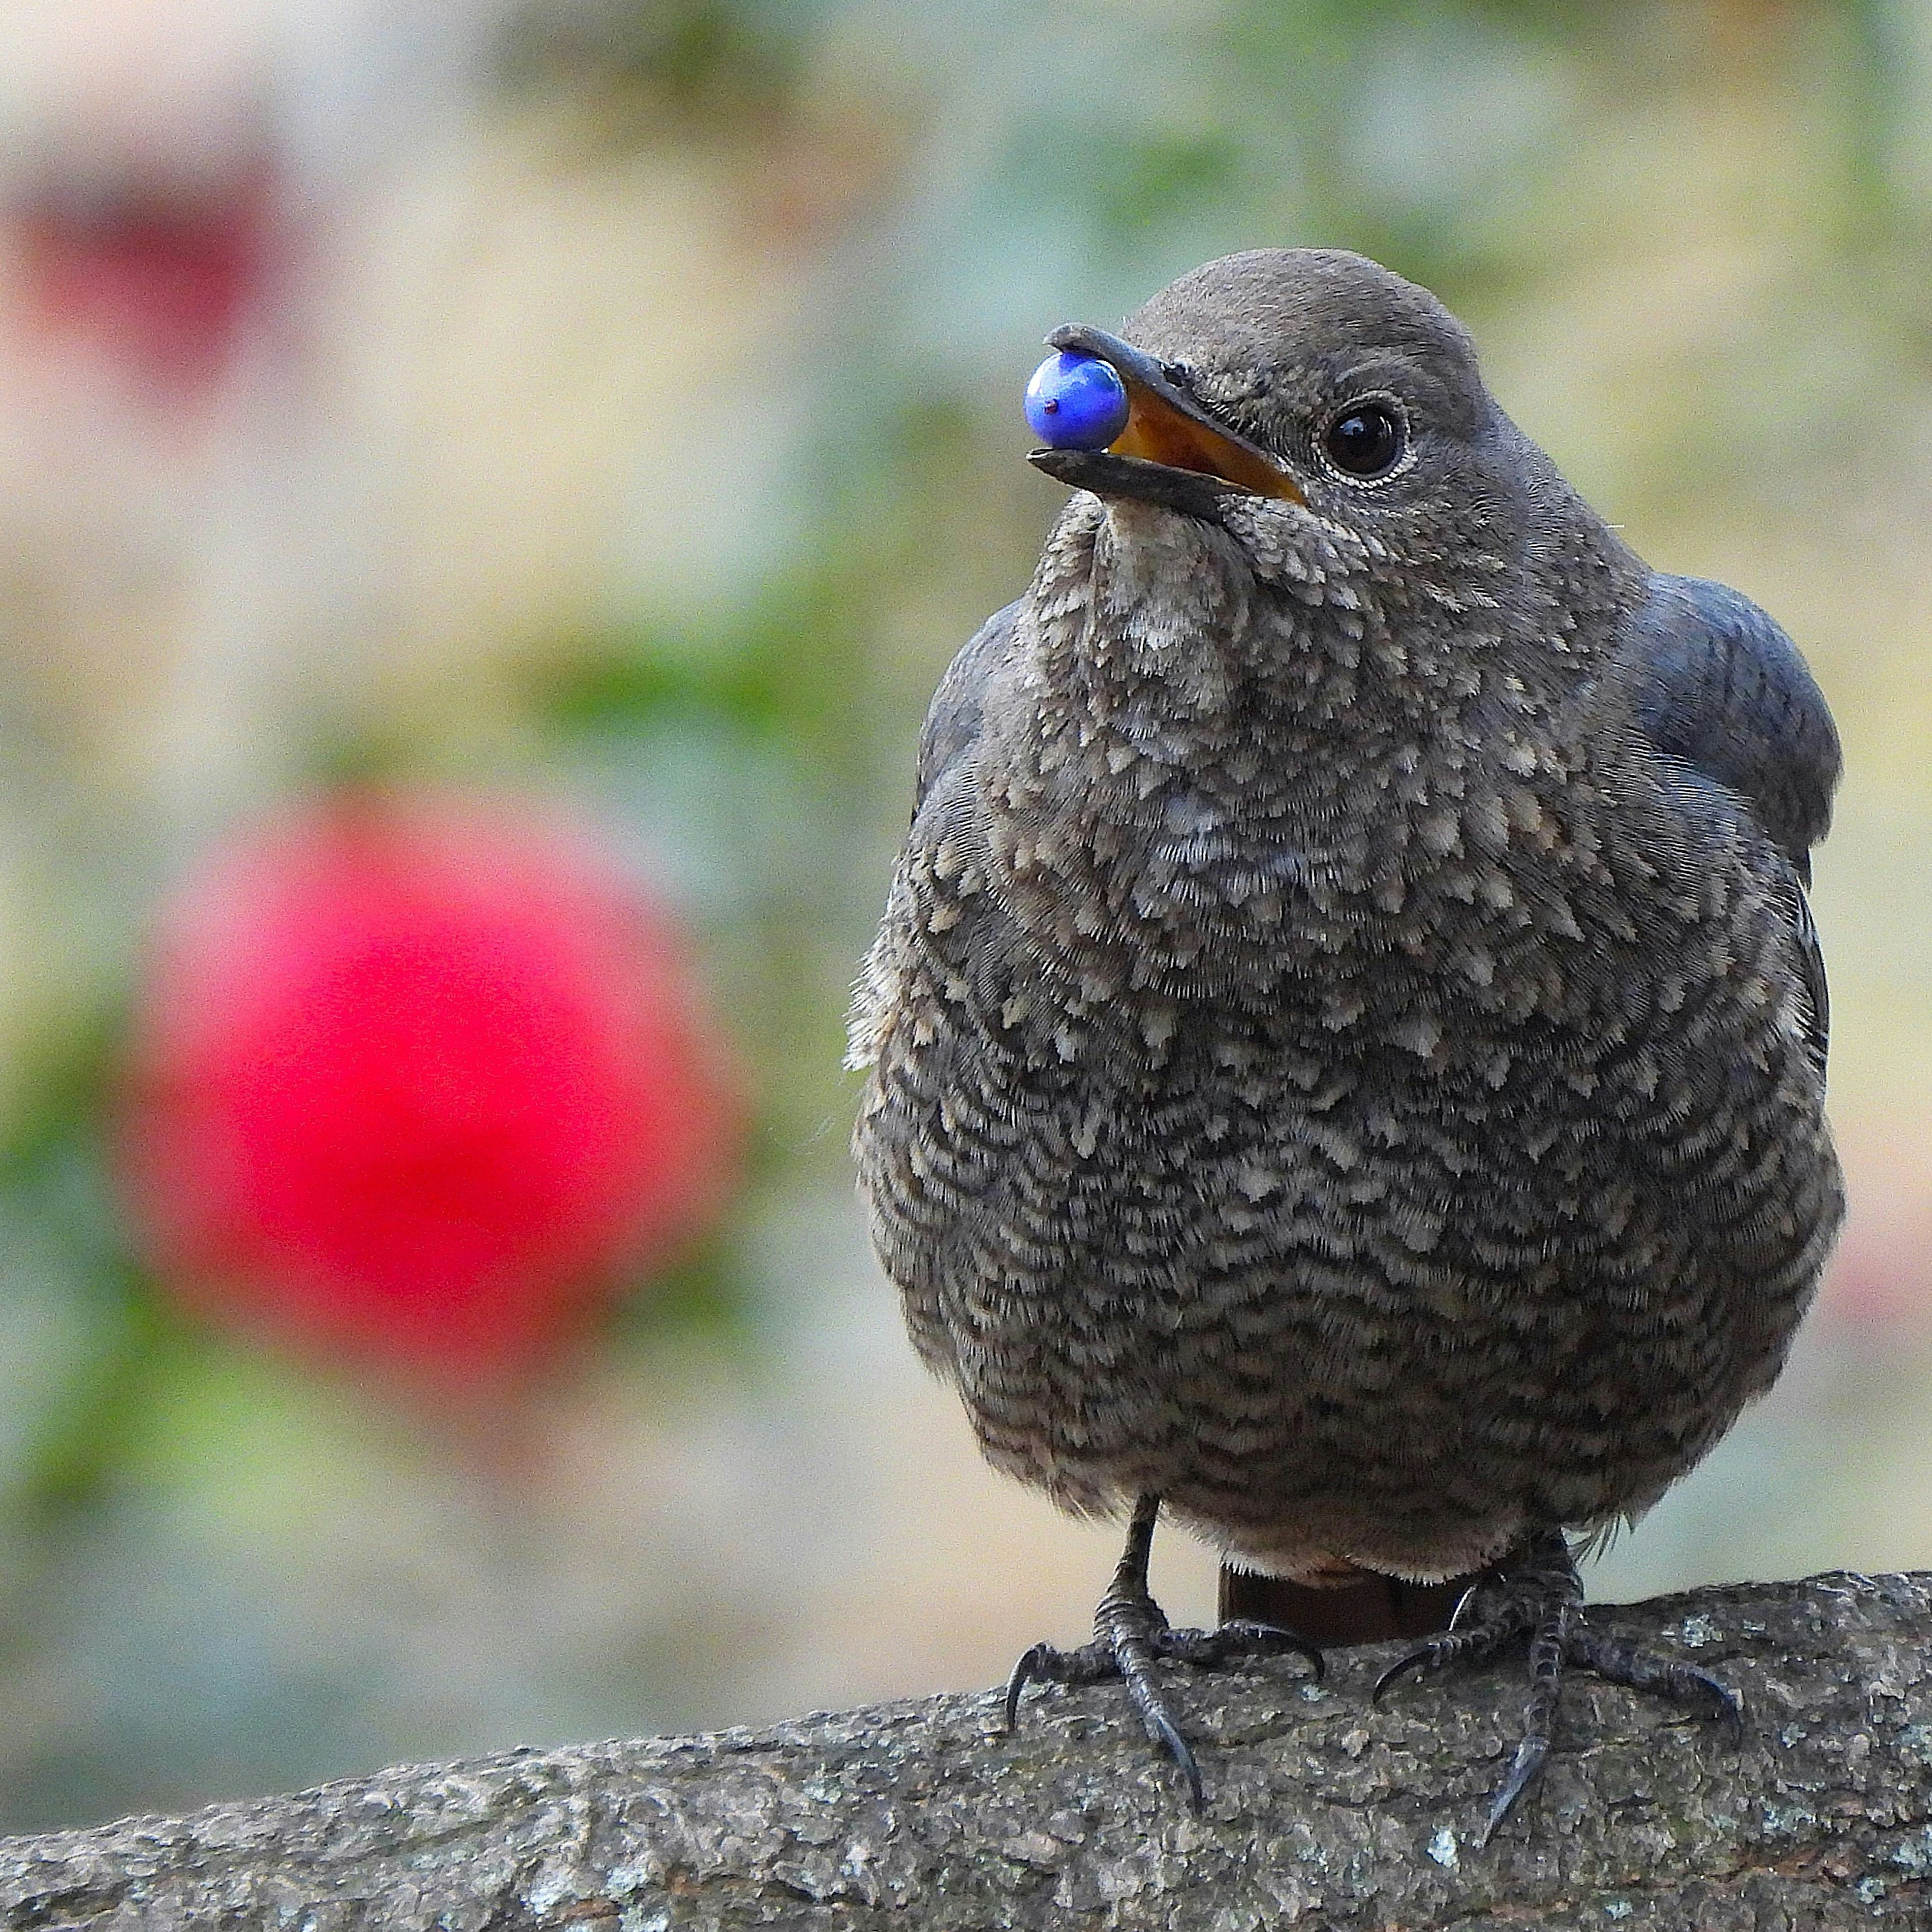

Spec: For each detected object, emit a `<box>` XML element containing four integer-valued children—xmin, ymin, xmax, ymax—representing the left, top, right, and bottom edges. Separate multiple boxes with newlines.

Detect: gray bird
<box><xmin>847</xmin><ymin>248</ymin><xmax>1843</xmax><ymax>1837</ymax></box>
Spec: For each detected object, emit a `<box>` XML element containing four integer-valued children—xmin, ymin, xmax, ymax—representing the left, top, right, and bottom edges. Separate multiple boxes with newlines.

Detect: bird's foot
<box><xmin>1003</xmin><ymin>1495</ymin><xmax>1323</xmax><ymax>1812</ymax></box>
<box><xmin>1373</xmin><ymin>1527</ymin><xmax>1742</xmax><ymax>1845</ymax></box>
<box><xmin>1003</xmin><ymin>1618</ymin><xmax>1324</xmax><ymax>1811</ymax></box>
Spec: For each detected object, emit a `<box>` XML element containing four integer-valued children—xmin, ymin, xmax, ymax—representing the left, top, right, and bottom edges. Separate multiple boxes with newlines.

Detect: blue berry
<box><xmin>1024</xmin><ymin>351</ymin><xmax>1131</xmax><ymax>450</ymax></box>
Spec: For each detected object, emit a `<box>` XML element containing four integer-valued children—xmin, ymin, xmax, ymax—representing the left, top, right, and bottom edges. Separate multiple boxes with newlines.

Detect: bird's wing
<box><xmin>846</xmin><ymin>600</ymin><xmax>1023</xmax><ymax>1080</ymax></box>
<box><xmin>1626</xmin><ymin>575</ymin><xmax>1841</xmax><ymax>884</ymax></box>
<box><xmin>914</xmin><ymin>599</ymin><xmax>1021</xmax><ymax>813</ymax></box>
<box><xmin>1624</xmin><ymin>573</ymin><xmax>1840</xmax><ymax>1068</ymax></box>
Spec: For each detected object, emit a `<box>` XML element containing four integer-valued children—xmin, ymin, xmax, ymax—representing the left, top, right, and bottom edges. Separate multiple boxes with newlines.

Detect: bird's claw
<box><xmin>1563</xmin><ymin>1624</ymin><xmax>1746</xmax><ymax>1744</ymax></box>
<box><xmin>1373</xmin><ymin>1530</ymin><xmax>1742</xmax><ymax>1842</ymax></box>
<box><xmin>1003</xmin><ymin>1496</ymin><xmax>1322</xmax><ymax>1813</ymax></box>
<box><xmin>1167</xmin><ymin>1617</ymin><xmax>1326</xmax><ymax>1681</ymax></box>
<box><xmin>1371</xmin><ymin>1597</ymin><xmax>1534</xmax><ymax>1707</ymax></box>
<box><xmin>1006</xmin><ymin>1618</ymin><xmax>1322</xmax><ymax>1716</ymax></box>
<box><xmin>1480</xmin><ymin>1732</ymin><xmax>1549</xmax><ymax>1848</ymax></box>
<box><xmin>1004</xmin><ymin>1617</ymin><xmax>1323</xmax><ymax>1812</ymax></box>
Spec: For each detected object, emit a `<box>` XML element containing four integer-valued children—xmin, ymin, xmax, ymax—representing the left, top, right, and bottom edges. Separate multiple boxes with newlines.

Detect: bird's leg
<box><xmin>1373</xmin><ymin>1527</ymin><xmax>1742</xmax><ymax>1844</ymax></box>
<box><xmin>1003</xmin><ymin>1492</ymin><xmax>1323</xmax><ymax>1812</ymax></box>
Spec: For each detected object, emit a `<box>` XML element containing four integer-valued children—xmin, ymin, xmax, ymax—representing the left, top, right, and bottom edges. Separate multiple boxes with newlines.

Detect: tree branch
<box><xmin>2</xmin><ymin>1572</ymin><xmax>1927</xmax><ymax>1929</ymax></box>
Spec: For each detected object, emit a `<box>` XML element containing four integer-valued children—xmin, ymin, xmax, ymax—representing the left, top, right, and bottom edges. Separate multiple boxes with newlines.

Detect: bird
<box><xmin>846</xmin><ymin>247</ymin><xmax>1844</xmax><ymax>1839</ymax></box>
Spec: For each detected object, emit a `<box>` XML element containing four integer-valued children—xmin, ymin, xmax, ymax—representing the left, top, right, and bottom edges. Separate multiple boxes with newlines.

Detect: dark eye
<box><xmin>1322</xmin><ymin>400</ymin><xmax>1406</xmax><ymax>480</ymax></box>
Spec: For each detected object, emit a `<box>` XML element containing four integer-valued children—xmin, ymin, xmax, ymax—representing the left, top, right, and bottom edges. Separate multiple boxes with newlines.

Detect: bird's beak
<box><xmin>1028</xmin><ymin>324</ymin><xmax>1305</xmax><ymax>513</ymax></box>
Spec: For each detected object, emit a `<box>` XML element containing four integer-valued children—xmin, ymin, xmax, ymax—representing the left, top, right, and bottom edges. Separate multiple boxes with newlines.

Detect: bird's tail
<box><xmin>1219</xmin><ymin>1564</ymin><xmax>1480</xmax><ymax>1643</ymax></box>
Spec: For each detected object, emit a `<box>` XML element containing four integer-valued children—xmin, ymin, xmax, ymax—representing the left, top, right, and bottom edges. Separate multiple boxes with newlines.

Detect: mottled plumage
<box><xmin>848</xmin><ymin>249</ymin><xmax>1843</xmax><ymax>1823</ymax></box>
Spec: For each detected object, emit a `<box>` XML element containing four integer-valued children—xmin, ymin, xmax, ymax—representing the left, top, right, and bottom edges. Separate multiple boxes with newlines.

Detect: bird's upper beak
<box><xmin>1028</xmin><ymin>324</ymin><xmax>1305</xmax><ymax>515</ymax></box>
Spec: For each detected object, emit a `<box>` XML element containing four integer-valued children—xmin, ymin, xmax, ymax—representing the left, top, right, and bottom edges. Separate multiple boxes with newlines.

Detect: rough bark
<box><xmin>3</xmin><ymin>1571</ymin><xmax>1928</xmax><ymax>1930</ymax></box>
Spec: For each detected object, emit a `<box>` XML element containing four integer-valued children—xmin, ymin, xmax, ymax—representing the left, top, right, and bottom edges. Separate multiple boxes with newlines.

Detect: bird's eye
<box><xmin>1322</xmin><ymin>399</ymin><xmax>1407</xmax><ymax>481</ymax></box>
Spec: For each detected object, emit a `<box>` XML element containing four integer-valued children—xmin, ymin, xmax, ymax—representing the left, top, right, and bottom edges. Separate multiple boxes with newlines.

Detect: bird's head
<box><xmin>1027</xmin><ymin>249</ymin><xmax>1561</xmax><ymax>614</ymax></box>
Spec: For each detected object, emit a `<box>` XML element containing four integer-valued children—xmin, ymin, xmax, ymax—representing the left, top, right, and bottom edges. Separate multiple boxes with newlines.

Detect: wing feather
<box><xmin>1625</xmin><ymin>574</ymin><xmax>1840</xmax><ymax>1069</ymax></box>
<box><xmin>1627</xmin><ymin>575</ymin><xmax>1840</xmax><ymax>884</ymax></box>
<box><xmin>914</xmin><ymin>599</ymin><xmax>1021</xmax><ymax>813</ymax></box>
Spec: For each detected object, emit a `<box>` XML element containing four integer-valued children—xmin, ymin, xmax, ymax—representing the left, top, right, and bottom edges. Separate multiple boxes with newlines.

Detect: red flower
<box><xmin>14</xmin><ymin>165</ymin><xmax>276</xmax><ymax>399</ymax></box>
<box><xmin>118</xmin><ymin>791</ymin><xmax>742</xmax><ymax>1384</ymax></box>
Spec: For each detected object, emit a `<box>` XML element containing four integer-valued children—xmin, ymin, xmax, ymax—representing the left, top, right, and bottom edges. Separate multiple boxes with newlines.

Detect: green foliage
<box><xmin>534</xmin><ymin>574</ymin><xmax>864</xmax><ymax>770</ymax></box>
<box><xmin>0</xmin><ymin>1011</ymin><xmax>168</xmax><ymax>1521</ymax></box>
<box><xmin>498</xmin><ymin>0</ymin><xmax>823</xmax><ymax>141</ymax></box>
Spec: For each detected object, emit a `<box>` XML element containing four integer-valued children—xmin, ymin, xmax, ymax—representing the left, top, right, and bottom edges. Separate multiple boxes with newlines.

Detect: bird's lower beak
<box><xmin>1028</xmin><ymin>325</ymin><xmax>1305</xmax><ymax>513</ymax></box>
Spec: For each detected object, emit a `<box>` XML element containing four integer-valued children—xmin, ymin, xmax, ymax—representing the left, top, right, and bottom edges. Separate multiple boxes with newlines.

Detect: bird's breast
<box><xmin>981</xmin><ymin>712</ymin><xmax>1576</xmax><ymax>1013</ymax></box>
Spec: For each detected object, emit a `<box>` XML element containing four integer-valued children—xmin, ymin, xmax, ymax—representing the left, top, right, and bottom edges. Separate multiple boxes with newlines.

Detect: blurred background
<box><xmin>0</xmin><ymin>0</ymin><xmax>1924</xmax><ymax>1832</ymax></box>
